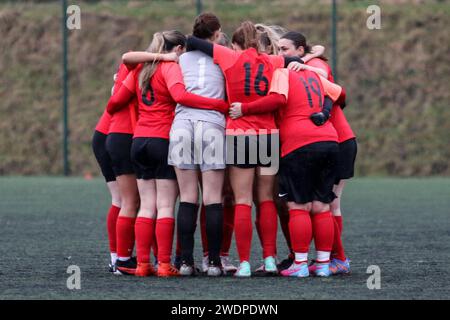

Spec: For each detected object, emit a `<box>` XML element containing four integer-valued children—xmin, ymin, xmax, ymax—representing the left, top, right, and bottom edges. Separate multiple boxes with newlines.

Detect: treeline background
<box><xmin>0</xmin><ymin>0</ymin><xmax>449</xmax><ymax>176</ymax></box>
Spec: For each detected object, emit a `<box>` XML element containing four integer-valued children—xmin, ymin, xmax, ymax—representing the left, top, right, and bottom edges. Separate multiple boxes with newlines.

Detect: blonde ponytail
<box><xmin>138</xmin><ymin>31</ymin><xmax>186</xmax><ymax>93</ymax></box>
<box><xmin>139</xmin><ymin>32</ymin><xmax>165</xmax><ymax>93</ymax></box>
<box><xmin>255</xmin><ymin>23</ymin><xmax>286</xmax><ymax>55</ymax></box>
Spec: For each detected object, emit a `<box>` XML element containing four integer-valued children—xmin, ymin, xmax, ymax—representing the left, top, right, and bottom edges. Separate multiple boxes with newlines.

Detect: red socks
<box><xmin>258</xmin><ymin>201</ymin><xmax>278</xmax><ymax>258</ymax></box>
<box><xmin>152</xmin><ymin>231</ymin><xmax>158</xmax><ymax>261</ymax></box>
<box><xmin>234</xmin><ymin>204</ymin><xmax>253</xmax><ymax>262</ymax></box>
<box><xmin>106</xmin><ymin>205</ymin><xmax>120</xmax><ymax>253</ymax></box>
<box><xmin>288</xmin><ymin>210</ymin><xmax>341</xmax><ymax>262</ymax></box>
<box><xmin>134</xmin><ymin>217</ymin><xmax>155</xmax><ymax>264</ymax></box>
<box><xmin>334</xmin><ymin>215</ymin><xmax>343</xmax><ymax>234</ymax></box>
<box><xmin>116</xmin><ymin>216</ymin><xmax>136</xmax><ymax>258</ymax></box>
<box><xmin>155</xmin><ymin>218</ymin><xmax>175</xmax><ymax>264</ymax></box>
<box><xmin>255</xmin><ymin>214</ymin><xmax>263</xmax><ymax>248</ymax></box>
<box><xmin>312</xmin><ymin>211</ymin><xmax>335</xmax><ymax>253</ymax></box>
<box><xmin>288</xmin><ymin>210</ymin><xmax>312</xmax><ymax>253</ymax></box>
<box><xmin>220</xmin><ymin>205</ymin><xmax>235</xmax><ymax>256</ymax></box>
<box><xmin>279</xmin><ymin>209</ymin><xmax>292</xmax><ymax>253</ymax></box>
<box><xmin>332</xmin><ymin>215</ymin><xmax>346</xmax><ymax>261</ymax></box>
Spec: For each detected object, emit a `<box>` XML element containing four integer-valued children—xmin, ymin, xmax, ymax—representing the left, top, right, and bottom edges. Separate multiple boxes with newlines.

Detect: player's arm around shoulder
<box><xmin>318</xmin><ymin>75</ymin><xmax>342</xmax><ymax>102</ymax></box>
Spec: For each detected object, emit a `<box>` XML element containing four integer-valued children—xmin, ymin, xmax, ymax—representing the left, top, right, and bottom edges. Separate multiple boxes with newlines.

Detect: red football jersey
<box><xmin>108</xmin><ymin>63</ymin><xmax>138</xmax><ymax>135</ymax></box>
<box><xmin>213</xmin><ymin>45</ymin><xmax>284</xmax><ymax>135</ymax></box>
<box><xmin>95</xmin><ymin>110</ymin><xmax>111</xmax><ymax>134</ymax></box>
<box><xmin>269</xmin><ymin>68</ymin><xmax>339</xmax><ymax>157</ymax></box>
<box><xmin>306</xmin><ymin>58</ymin><xmax>355</xmax><ymax>143</ymax></box>
<box><xmin>123</xmin><ymin>62</ymin><xmax>184</xmax><ymax>139</ymax></box>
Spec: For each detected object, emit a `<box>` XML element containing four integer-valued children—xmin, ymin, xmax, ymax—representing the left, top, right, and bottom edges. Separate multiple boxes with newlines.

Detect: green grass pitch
<box><xmin>0</xmin><ymin>177</ymin><xmax>449</xmax><ymax>299</ymax></box>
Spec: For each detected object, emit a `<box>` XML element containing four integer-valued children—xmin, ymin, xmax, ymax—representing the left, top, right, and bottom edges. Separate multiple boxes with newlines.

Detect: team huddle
<box><xmin>92</xmin><ymin>13</ymin><xmax>357</xmax><ymax>278</ymax></box>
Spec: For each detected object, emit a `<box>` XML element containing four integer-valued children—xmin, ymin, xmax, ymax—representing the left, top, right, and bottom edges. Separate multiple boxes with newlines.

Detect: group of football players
<box><xmin>92</xmin><ymin>12</ymin><xmax>356</xmax><ymax>278</ymax></box>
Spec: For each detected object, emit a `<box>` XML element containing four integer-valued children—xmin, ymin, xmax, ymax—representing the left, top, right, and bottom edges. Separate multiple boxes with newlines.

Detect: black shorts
<box><xmin>278</xmin><ymin>141</ymin><xmax>339</xmax><ymax>204</ymax></box>
<box><xmin>226</xmin><ymin>134</ymin><xmax>278</xmax><ymax>169</ymax></box>
<box><xmin>131</xmin><ymin>137</ymin><xmax>176</xmax><ymax>180</ymax></box>
<box><xmin>105</xmin><ymin>133</ymin><xmax>136</xmax><ymax>177</ymax></box>
<box><xmin>335</xmin><ymin>138</ymin><xmax>357</xmax><ymax>184</ymax></box>
<box><xmin>92</xmin><ymin>131</ymin><xmax>116</xmax><ymax>182</ymax></box>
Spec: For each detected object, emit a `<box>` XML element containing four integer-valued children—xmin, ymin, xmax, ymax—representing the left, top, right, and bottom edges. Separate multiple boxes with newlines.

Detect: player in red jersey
<box><xmin>99</xmin><ymin>62</ymin><xmax>142</xmax><ymax>276</ymax></box>
<box><xmin>92</xmin><ymin>73</ymin><xmax>120</xmax><ymax>273</ymax></box>
<box><xmin>250</xmin><ymin>24</ymin><xmax>328</xmax><ymax>275</ymax></box>
<box><xmin>108</xmin><ymin>30</ymin><xmax>228</xmax><ymax>277</ymax></box>
<box><xmin>106</xmin><ymin>51</ymin><xmax>187</xmax><ymax>276</ymax></box>
<box><xmin>277</xmin><ymin>31</ymin><xmax>355</xmax><ymax>274</ymax></box>
<box><xmin>186</xmin><ymin>21</ymin><xmax>302</xmax><ymax>277</ymax></box>
<box><xmin>198</xmin><ymin>27</ymin><xmax>308</xmax><ymax>274</ymax></box>
<box><xmin>99</xmin><ymin>58</ymin><xmax>169</xmax><ymax>276</ymax></box>
<box><xmin>93</xmin><ymin>65</ymin><xmax>144</xmax><ymax>274</ymax></box>
<box><xmin>230</xmin><ymin>66</ymin><xmax>344</xmax><ymax>277</ymax></box>
<box><xmin>124</xmin><ymin>28</ymin><xmax>237</xmax><ymax>276</ymax></box>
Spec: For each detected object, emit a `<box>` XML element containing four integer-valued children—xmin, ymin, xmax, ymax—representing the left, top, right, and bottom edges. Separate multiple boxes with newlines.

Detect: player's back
<box><xmin>277</xmin><ymin>69</ymin><xmax>337</xmax><ymax>156</ymax></box>
<box><xmin>224</xmin><ymin>48</ymin><xmax>274</xmax><ymax>104</ymax></box>
<box><xmin>285</xmin><ymin>69</ymin><xmax>325</xmax><ymax>118</ymax></box>
<box><xmin>133</xmin><ymin>62</ymin><xmax>178</xmax><ymax>138</ymax></box>
<box><xmin>175</xmin><ymin>50</ymin><xmax>226</xmax><ymax>127</ymax></box>
<box><xmin>224</xmin><ymin>48</ymin><xmax>279</xmax><ymax>133</ymax></box>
